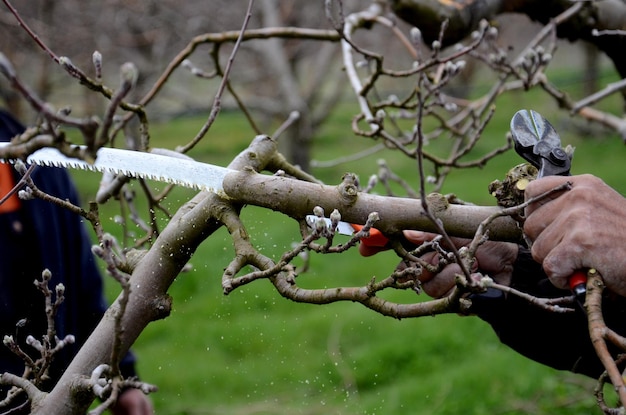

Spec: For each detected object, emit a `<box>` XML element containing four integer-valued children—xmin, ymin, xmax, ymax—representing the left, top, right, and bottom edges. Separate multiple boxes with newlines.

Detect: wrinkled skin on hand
<box><xmin>524</xmin><ymin>174</ymin><xmax>626</xmax><ymax>297</ymax></box>
<box><xmin>401</xmin><ymin>231</ymin><xmax>518</xmax><ymax>298</ymax></box>
<box><xmin>359</xmin><ymin>231</ymin><xmax>518</xmax><ymax>298</ymax></box>
<box><xmin>359</xmin><ymin>174</ymin><xmax>626</xmax><ymax>299</ymax></box>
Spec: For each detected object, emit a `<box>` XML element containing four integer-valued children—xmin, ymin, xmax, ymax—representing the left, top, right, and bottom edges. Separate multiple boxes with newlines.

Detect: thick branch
<box><xmin>33</xmin><ymin>136</ymin><xmax>278</xmax><ymax>414</ymax></box>
<box><xmin>222</xmin><ymin>171</ymin><xmax>521</xmax><ymax>242</ymax></box>
<box><xmin>388</xmin><ymin>0</ymin><xmax>626</xmax><ymax>77</ymax></box>
<box><xmin>586</xmin><ymin>269</ymin><xmax>626</xmax><ymax>409</ymax></box>
<box><xmin>389</xmin><ymin>0</ymin><xmax>505</xmax><ymax>46</ymax></box>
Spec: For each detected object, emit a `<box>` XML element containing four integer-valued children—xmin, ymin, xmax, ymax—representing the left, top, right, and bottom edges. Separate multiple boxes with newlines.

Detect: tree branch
<box><xmin>222</xmin><ymin>168</ymin><xmax>521</xmax><ymax>242</ymax></box>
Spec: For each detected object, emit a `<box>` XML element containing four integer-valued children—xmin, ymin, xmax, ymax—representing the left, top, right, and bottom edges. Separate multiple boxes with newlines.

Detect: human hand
<box><xmin>524</xmin><ymin>174</ymin><xmax>626</xmax><ymax>297</ymax></box>
<box><xmin>110</xmin><ymin>388</ymin><xmax>154</xmax><ymax>415</ymax></box>
<box><xmin>402</xmin><ymin>231</ymin><xmax>518</xmax><ymax>298</ymax></box>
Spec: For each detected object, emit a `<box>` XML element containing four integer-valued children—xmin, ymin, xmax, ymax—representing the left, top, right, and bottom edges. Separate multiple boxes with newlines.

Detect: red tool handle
<box><xmin>569</xmin><ymin>270</ymin><xmax>588</xmax><ymax>300</ymax></box>
<box><xmin>351</xmin><ymin>224</ymin><xmax>390</xmax><ymax>248</ymax></box>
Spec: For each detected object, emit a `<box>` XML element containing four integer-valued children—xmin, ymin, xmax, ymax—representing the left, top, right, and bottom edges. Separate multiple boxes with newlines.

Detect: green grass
<box><xmin>69</xmin><ymin>89</ymin><xmax>626</xmax><ymax>414</ymax></box>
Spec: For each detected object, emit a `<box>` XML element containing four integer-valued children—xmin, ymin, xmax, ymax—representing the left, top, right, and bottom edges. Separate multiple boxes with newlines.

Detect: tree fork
<box><xmin>30</xmin><ymin>135</ymin><xmax>281</xmax><ymax>413</ymax></box>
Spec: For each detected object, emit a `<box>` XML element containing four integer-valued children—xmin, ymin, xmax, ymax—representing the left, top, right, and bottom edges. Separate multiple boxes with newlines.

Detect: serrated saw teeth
<box><xmin>0</xmin><ymin>143</ymin><xmax>233</xmax><ymax>194</ymax></box>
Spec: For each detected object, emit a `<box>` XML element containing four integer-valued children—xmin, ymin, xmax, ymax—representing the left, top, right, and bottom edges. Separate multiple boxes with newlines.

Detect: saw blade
<box><xmin>305</xmin><ymin>215</ymin><xmax>355</xmax><ymax>236</ymax></box>
<box><xmin>0</xmin><ymin>143</ymin><xmax>235</xmax><ymax>195</ymax></box>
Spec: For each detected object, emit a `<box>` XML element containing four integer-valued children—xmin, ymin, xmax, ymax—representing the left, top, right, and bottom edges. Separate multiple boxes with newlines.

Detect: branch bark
<box><xmin>222</xmin><ymin>169</ymin><xmax>521</xmax><ymax>242</ymax></box>
<box><xmin>28</xmin><ymin>132</ymin><xmax>521</xmax><ymax>413</ymax></box>
<box><xmin>30</xmin><ymin>136</ymin><xmax>279</xmax><ymax>414</ymax></box>
<box><xmin>7</xmin><ymin>1</ymin><xmax>626</xmax><ymax>411</ymax></box>
<box><xmin>388</xmin><ymin>0</ymin><xmax>626</xmax><ymax>78</ymax></box>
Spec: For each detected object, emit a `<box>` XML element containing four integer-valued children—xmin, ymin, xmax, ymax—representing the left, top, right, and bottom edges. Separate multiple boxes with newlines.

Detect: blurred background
<box><xmin>1</xmin><ymin>1</ymin><xmax>625</xmax><ymax>414</ymax></box>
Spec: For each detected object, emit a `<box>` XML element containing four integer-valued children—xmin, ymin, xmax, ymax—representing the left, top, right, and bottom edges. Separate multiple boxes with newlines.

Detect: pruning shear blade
<box><xmin>510</xmin><ymin>109</ymin><xmax>571</xmax><ymax>178</ymax></box>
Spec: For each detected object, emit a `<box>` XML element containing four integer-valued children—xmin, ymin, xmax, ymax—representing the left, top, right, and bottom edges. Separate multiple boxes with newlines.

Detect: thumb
<box><xmin>403</xmin><ymin>230</ymin><xmax>471</xmax><ymax>250</ymax></box>
<box><xmin>403</xmin><ymin>230</ymin><xmax>435</xmax><ymax>245</ymax></box>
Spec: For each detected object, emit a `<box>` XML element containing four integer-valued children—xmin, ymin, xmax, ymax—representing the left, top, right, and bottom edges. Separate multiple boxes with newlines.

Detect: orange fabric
<box><xmin>0</xmin><ymin>163</ymin><xmax>20</xmax><ymax>213</ymax></box>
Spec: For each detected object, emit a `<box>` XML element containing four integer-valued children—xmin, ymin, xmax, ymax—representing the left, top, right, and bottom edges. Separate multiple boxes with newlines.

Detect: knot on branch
<box><xmin>115</xmin><ymin>249</ymin><xmax>146</xmax><ymax>274</ymax></box>
<box><xmin>337</xmin><ymin>173</ymin><xmax>359</xmax><ymax>205</ymax></box>
<box><xmin>230</xmin><ymin>134</ymin><xmax>276</xmax><ymax>172</ymax></box>
<box><xmin>151</xmin><ymin>294</ymin><xmax>173</xmax><ymax>321</ymax></box>
<box><xmin>425</xmin><ymin>192</ymin><xmax>449</xmax><ymax>214</ymax></box>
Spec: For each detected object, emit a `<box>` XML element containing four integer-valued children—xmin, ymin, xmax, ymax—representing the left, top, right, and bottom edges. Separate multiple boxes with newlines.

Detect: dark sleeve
<box><xmin>471</xmin><ymin>247</ymin><xmax>626</xmax><ymax>378</ymax></box>
<box><xmin>0</xmin><ymin>108</ymin><xmax>138</xmax><ymax>380</ymax></box>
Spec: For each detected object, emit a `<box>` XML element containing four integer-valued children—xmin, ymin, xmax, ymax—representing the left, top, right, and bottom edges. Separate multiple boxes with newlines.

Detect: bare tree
<box><xmin>1</xmin><ymin>0</ymin><xmax>626</xmax><ymax>413</ymax></box>
<box><xmin>0</xmin><ymin>0</ymin><xmax>353</xmax><ymax>169</ymax></box>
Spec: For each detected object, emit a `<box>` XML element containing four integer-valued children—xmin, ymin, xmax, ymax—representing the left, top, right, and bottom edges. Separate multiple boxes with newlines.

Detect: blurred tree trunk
<box><xmin>583</xmin><ymin>41</ymin><xmax>600</xmax><ymax>97</ymax></box>
<box><xmin>0</xmin><ymin>77</ymin><xmax>22</xmax><ymax>118</ymax></box>
<box><xmin>256</xmin><ymin>0</ymin><xmax>345</xmax><ymax>171</ymax></box>
<box><xmin>258</xmin><ymin>0</ymin><xmax>313</xmax><ymax>171</ymax></box>
<box><xmin>35</xmin><ymin>0</ymin><xmax>54</xmax><ymax>100</ymax></box>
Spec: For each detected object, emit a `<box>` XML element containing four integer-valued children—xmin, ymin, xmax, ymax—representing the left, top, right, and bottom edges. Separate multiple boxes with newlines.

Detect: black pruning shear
<box><xmin>510</xmin><ymin>109</ymin><xmax>587</xmax><ymax>303</ymax></box>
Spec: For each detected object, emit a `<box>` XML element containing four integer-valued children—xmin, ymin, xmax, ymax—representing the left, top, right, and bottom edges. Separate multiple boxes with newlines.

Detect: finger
<box><xmin>530</xmin><ymin>223</ymin><xmax>586</xmax><ymax>291</ymax></box>
<box><xmin>403</xmin><ymin>230</ymin><xmax>435</xmax><ymax>245</ymax></box>
<box><xmin>415</xmin><ymin>251</ymin><xmax>439</xmax><ymax>284</ymax></box>
<box><xmin>526</xmin><ymin>202</ymin><xmax>575</xmax><ymax>264</ymax></box>
<box><xmin>403</xmin><ymin>230</ymin><xmax>471</xmax><ymax>250</ymax></box>
<box><xmin>412</xmin><ymin>251</ymin><xmax>459</xmax><ymax>298</ymax></box>
<box><xmin>522</xmin><ymin>204</ymin><xmax>553</xmax><ymax>241</ymax></box>
<box><xmin>533</xmin><ymin>243</ymin><xmax>582</xmax><ymax>290</ymax></box>
<box><xmin>524</xmin><ymin>180</ymin><xmax>581</xmax><ymax>240</ymax></box>
<box><xmin>525</xmin><ymin>175</ymin><xmax>571</xmax><ymax>200</ymax></box>
<box><xmin>524</xmin><ymin>176</ymin><xmax>570</xmax><ymax>216</ymax></box>
<box><xmin>421</xmin><ymin>263</ymin><xmax>460</xmax><ymax>298</ymax></box>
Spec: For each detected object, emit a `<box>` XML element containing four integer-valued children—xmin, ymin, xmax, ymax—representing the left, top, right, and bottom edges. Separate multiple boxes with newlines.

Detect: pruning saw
<box><xmin>0</xmin><ymin>143</ymin><xmax>424</xmax><ymax>242</ymax></box>
<box><xmin>0</xmin><ymin>144</ymin><xmax>234</xmax><ymax>197</ymax></box>
<box><xmin>0</xmin><ymin>137</ymin><xmax>524</xmax><ymax>244</ymax></box>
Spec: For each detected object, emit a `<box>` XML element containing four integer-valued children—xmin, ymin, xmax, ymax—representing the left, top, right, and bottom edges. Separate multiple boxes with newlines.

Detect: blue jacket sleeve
<box><xmin>0</xmin><ymin>109</ymin><xmax>138</xmax><ymax>382</ymax></box>
<box><xmin>25</xmin><ymin>166</ymin><xmax>138</xmax><ymax>379</ymax></box>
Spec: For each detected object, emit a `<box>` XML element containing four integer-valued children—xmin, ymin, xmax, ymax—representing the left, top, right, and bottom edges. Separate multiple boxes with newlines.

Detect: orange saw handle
<box><xmin>351</xmin><ymin>224</ymin><xmax>390</xmax><ymax>248</ymax></box>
